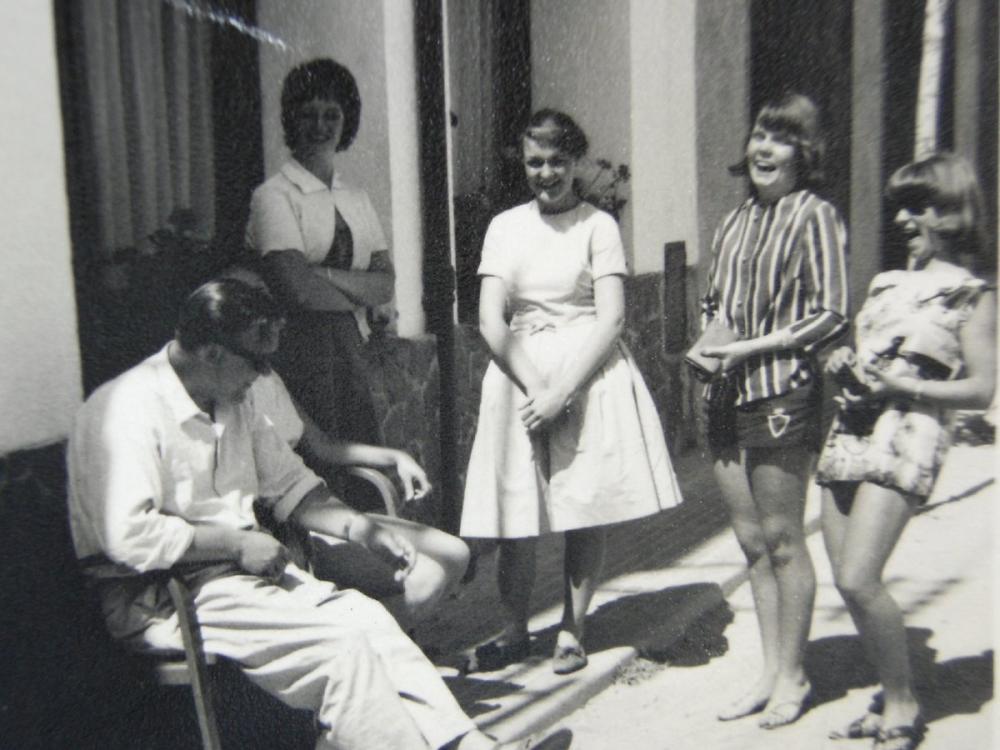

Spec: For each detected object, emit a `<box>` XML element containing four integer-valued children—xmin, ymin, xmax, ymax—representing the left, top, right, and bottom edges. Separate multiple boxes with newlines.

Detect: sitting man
<box><xmin>250</xmin><ymin>367</ymin><xmax>470</xmax><ymax>625</ymax></box>
<box><xmin>68</xmin><ymin>279</ymin><xmax>518</xmax><ymax>750</ymax></box>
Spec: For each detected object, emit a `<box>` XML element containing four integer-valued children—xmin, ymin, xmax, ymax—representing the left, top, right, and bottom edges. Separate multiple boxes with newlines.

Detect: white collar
<box><xmin>281</xmin><ymin>158</ymin><xmax>344</xmax><ymax>194</ymax></box>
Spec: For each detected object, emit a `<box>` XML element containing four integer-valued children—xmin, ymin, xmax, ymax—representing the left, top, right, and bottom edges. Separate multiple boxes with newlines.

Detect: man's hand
<box><xmin>349</xmin><ymin>516</ymin><xmax>417</xmax><ymax>582</ymax></box>
<box><xmin>394</xmin><ymin>451</ymin><xmax>432</xmax><ymax>502</ymax></box>
<box><xmin>236</xmin><ymin>530</ymin><xmax>289</xmax><ymax>582</ymax></box>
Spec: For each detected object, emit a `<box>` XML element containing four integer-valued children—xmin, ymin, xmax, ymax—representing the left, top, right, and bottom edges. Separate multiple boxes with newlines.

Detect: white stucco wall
<box><xmin>0</xmin><ymin>5</ymin><xmax>83</xmax><ymax>454</ymax></box>
<box><xmin>630</xmin><ymin>0</ymin><xmax>700</xmax><ymax>271</ymax></box>
<box><xmin>531</xmin><ymin>0</ymin><xmax>703</xmax><ymax>273</ymax></box>
<box><xmin>531</xmin><ymin>0</ymin><xmax>634</xmax><ymax>261</ymax></box>
<box><xmin>255</xmin><ymin>0</ymin><xmax>425</xmax><ymax>335</ymax></box>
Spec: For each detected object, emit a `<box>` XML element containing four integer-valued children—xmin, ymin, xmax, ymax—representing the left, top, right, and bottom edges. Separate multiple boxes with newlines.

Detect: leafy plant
<box><xmin>576</xmin><ymin>158</ymin><xmax>631</xmax><ymax>222</ymax></box>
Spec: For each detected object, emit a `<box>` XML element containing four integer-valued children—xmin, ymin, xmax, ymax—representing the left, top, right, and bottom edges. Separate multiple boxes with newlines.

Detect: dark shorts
<box><xmin>705</xmin><ymin>380</ymin><xmax>822</xmax><ymax>452</ymax></box>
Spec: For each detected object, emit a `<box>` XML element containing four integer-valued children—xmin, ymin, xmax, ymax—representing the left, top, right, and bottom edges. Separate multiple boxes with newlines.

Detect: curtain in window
<box><xmin>69</xmin><ymin>0</ymin><xmax>215</xmax><ymax>256</ymax></box>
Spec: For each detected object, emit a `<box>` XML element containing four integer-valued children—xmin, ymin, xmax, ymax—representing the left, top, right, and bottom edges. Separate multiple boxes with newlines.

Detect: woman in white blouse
<box><xmin>246</xmin><ymin>58</ymin><xmax>391</xmax><ymax>447</ymax></box>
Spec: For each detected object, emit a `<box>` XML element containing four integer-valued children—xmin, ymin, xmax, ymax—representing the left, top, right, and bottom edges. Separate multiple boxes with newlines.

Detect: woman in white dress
<box><xmin>461</xmin><ymin>110</ymin><xmax>682</xmax><ymax>675</ymax></box>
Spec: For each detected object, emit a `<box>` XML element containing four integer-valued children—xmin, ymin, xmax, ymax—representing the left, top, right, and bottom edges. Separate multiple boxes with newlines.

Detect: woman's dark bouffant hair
<box><xmin>521</xmin><ymin>109</ymin><xmax>589</xmax><ymax>159</ymax></box>
<box><xmin>887</xmin><ymin>152</ymin><xmax>990</xmax><ymax>263</ymax></box>
<box><xmin>730</xmin><ymin>93</ymin><xmax>826</xmax><ymax>190</ymax></box>
<box><xmin>281</xmin><ymin>58</ymin><xmax>361</xmax><ymax>151</ymax></box>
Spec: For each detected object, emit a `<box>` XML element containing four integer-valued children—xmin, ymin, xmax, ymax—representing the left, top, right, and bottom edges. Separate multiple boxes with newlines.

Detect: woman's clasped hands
<box><xmin>519</xmin><ymin>382</ymin><xmax>572</xmax><ymax>434</ymax></box>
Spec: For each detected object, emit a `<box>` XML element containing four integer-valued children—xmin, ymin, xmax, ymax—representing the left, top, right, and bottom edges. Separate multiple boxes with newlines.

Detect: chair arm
<box><xmin>344</xmin><ymin>466</ymin><xmax>400</xmax><ymax>517</ymax></box>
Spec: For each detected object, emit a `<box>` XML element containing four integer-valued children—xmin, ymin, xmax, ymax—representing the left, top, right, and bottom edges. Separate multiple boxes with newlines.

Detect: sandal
<box><xmin>758</xmin><ymin>682</ymin><xmax>813</xmax><ymax>730</ymax></box>
<box><xmin>552</xmin><ymin>643</ymin><xmax>588</xmax><ymax>675</ymax></box>
<box><xmin>830</xmin><ymin>712</ymin><xmax>882</xmax><ymax>740</ymax></box>
<box><xmin>465</xmin><ymin>637</ymin><xmax>530</xmax><ymax>673</ymax></box>
<box><xmin>717</xmin><ymin>694</ymin><xmax>768</xmax><ymax>721</ymax></box>
<box><xmin>873</xmin><ymin>716</ymin><xmax>926</xmax><ymax>750</ymax></box>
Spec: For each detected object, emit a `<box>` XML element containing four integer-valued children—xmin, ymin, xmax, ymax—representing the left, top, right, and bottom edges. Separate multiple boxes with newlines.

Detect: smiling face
<box><xmin>291</xmin><ymin>97</ymin><xmax>345</xmax><ymax>160</ymax></box>
<box><xmin>746</xmin><ymin>125</ymin><xmax>799</xmax><ymax>203</ymax></box>
<box><xmin>894</xmin><ymin>203</ymin><xmax>949</xmax><ymax>270</ymax></box>
<box><xmin>523</xmin><ymin>136</ymin><xmax>579</xmax><ymax>214</ymax></box>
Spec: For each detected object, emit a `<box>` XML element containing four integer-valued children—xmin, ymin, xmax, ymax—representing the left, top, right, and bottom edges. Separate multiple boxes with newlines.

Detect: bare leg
<box><xmin>558</xmin><ymin>527</ymin><xmax>607</xmax><ymax>646</ymax></box>
<box><xmin>375</xmin><ymin>516</ymin><xmax>471</xmax><ymax>623</ymax></box>
<box><xmin>832</xmin><ymin>483</ymin><xmax>921</xmax><ymax>731</ymax></box>
<box><xmin>747</xmin><ymin>445</ymin><xmax>815</xmax><ymax>727</ymax></box>
<box><xmin>308</xmin><ymin>516</ymin><xmax>471</xmax><ymax>627</ymax></box>
<box><xmin>497</xmin><ymin>537</ymin><xmax>537</xmax><ymax>643</ymax></box>
<box><xmin>822</xmin><ymin>485</ymin><xmax>885</xmax><ymax>671</ymax></box>
<box><xmin>714</xmin><ymin>447</ymin><xmax>779</xmax><ymax>719</ymax></box>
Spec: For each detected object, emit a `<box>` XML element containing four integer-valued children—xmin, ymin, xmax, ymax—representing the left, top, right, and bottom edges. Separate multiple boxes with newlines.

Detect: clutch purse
<box><xmin>685</xmin><ymin>320</ymin><xmax>740</xmax><ymax>381</ymax></box>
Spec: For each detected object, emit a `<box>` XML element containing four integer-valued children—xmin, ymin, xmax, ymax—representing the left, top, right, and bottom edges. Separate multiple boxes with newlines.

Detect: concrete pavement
<box><xmin>426</xmin><ymin>443</ymin><xmax>995</xmax><ymax>748</ymax></box>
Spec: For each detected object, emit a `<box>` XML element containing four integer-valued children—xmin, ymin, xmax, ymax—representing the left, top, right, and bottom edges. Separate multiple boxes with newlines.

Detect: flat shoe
<box><xmin>717</xmin><ymin>695</ymin><xmax>768</xmax><ymax>721</ymax></box>
<box><xmin>873</xmin><ymin>716</ymin><xmax>926</xmax><ymax>750</ymax></box>
<box><xmin>830</xmin><ymin>712</ymin><xmax>882</xmax><ymax>740</ymax></box>
<box><xmin>758</xmin><ymin>684</ymin><xmax>813</xmax><ymax>730</ymax></box>
<box><xmin>466</xmin><ymin>637</ymin><xmax>530</xmax><ymax>673</ymax></box>
<box><xmin>552</xmin><ymin>643</ymin><xmax>588</xmax><ymax>675</ymax></box>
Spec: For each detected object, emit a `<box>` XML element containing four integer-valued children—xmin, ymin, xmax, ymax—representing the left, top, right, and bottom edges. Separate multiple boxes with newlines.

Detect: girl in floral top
<box><xmin>817</xmin><ymin>153</ymin><xmax>996</xmax><ymax>750</ymax></box>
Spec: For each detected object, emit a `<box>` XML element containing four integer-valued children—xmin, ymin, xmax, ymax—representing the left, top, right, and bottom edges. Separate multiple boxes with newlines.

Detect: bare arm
<box><xmin>478</xmin><ymin>275</ymin><xmax>547</xmax><ymax>396</ymax></box>
<box><xmin>865</xmin><ymin>289</ymin><xmax>997</xmax><ymax>409</ymax></box>
<box><xmin>262</xmin><ymin>250</ymin><xmax>357</xmax><ymax>311</ymax></box>
<box><xmin>290</xmin><ymin>485</ymin><xmax>417</xmax><ymax>579</ymax></box>
<box><xmin>295</xmin><ymin>400</ymin><xmax>431</xmax><ymax>500</ymax></box>
<box><xmin>317</xmin><ymin>250</ymin><xmax>395</xmax><ymax>307</ymax></box>
<box><xmin>519</xmin><ymin>275</ymin><xmax>625</xmax><ymax>432</ymax></box>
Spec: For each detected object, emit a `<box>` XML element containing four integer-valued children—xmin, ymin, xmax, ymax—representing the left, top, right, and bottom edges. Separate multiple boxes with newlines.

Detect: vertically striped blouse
<box><xmin>701</xmin><ymin>190</ymin><xmax>849</xmax><ymax>404</ymax></box>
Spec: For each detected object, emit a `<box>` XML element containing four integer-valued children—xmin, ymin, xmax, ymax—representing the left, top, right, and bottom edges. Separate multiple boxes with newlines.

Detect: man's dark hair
<box><xmin>176</xmin><ymin>279</ymin><xmax>283</xmax><ymax>353</ymax></box>
<box><xmin>281</xmin><ymin>58</ymin><xmax>361</xmax><ymax>151</ymax></box>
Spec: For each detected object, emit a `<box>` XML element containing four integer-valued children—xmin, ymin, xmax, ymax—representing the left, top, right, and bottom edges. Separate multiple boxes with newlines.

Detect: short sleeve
<box><xmin>477</xmin><ymin>216</ymin><xmax>509</xmax><ymax>279</ymax></box>
<box><xmin>250</xmin><ymin>407</ymin><xmax>324</xmax><ymax>523</ymax></box>
<box><xmin>590</xmin><ymin>212</ymin><xmax>627</xmax><ymax>279</ymax></box>
<box><xmin>250</xmin><ymin>373</ymin><xmax>304</xmax><ymax>448</ymax></box>
<box><xmin>247</xmin><ymin>186</ymin><xmax>305</xmax><ymax>256</ymax></box>
<box><xmin>359</xmin><ymin>191</ymin><xmax>389</xmax><ymax>254</ymax></box>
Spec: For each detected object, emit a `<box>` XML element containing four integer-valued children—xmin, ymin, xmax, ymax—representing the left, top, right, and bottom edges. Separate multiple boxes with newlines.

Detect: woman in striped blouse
<box><xmin>698</xmin><ymin>93</ymin><xmax>849</xmax><ymax>729</ymax></box>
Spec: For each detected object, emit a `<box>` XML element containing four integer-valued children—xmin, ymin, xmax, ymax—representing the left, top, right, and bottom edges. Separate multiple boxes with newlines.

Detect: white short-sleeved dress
<box><xmin>460</xmin><ymin>201</ymin><xmax>682</xmax><ymax>539</ymax></box>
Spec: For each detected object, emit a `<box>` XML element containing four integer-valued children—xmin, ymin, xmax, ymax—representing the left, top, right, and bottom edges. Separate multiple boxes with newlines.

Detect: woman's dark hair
<box><xmin>521</xmin><ymin>109</ymin><xmax>589</xmax><ymax>159</ymax></box>
<box><xmin>280</xmin><ymin>58</ymin><xmax>361</xmax><ymax>151</ymax></box>
<box><xmin>887</xmin><ymin>152</ymin><xmax>990</xmax><ymax>262</ymax></box>
<box><xmin>176</xmin><ymin>279</ymin><xmax>283</xmax><ymax>353</ymax></box>
<box><xmin>730</xmin><ymin>93</ymin><xmax>826</xmax><ymax>189</ymax></box>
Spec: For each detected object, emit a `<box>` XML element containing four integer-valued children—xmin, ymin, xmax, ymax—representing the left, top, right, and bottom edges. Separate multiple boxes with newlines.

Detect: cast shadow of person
<box><xmin>533</xmin><ymin>583</ymin><xmax>734</xmax><ymax>668</ymax></box>
<box><xmin>806</xmin><ymin>627</ymin><xmax>993</xmax><ymax>725</ymax></box>
<box><xmin>444</xmin><ymin>583</ymin><xmax>733</xmax><ymax>719</ymax></box>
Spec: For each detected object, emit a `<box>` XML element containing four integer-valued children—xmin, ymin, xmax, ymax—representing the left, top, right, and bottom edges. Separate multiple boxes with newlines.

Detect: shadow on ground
<box><xmin>806</xmin><ymin>628</ymin><xmax>993</xmax><ymax>725</ymax></box>
<box><xmin>533</xmin><ymin>583</ymin><xmax>734</xmax><ymax>667</ymax></box>
<box><xmin>532</xmin><ymin>727</ymin><xmax>574</xmax><ymax>749</ymax></box>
